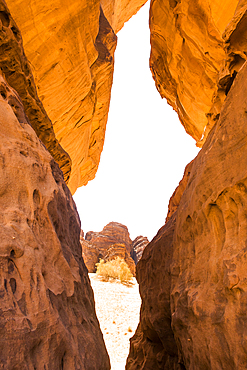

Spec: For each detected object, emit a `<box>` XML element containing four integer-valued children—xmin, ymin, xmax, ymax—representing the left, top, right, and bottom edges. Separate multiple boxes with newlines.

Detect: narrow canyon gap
<box><xmin>0</xmin><ymin>0</ymin><xmax>247</xmax><ymax>370</ymax></box>
<box><xmin>73</xmin><ymin>0</ymin><xmax>200</xmax><ymax>242</ymax></box>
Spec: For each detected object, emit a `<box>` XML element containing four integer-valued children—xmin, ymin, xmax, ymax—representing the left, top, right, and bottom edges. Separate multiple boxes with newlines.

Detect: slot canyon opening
<box><xmin>73</xmin><ymin>1</ymin><xmax>200</xmax><ymax>368</ymax></box>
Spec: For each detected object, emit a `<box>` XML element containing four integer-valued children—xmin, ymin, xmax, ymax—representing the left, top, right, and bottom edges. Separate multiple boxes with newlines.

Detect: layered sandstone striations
<box><xmin>149</xmin><ymin>0</ymin><xmax>247</xmax><ymax>145</ymax></box>
<box><xmin>81</xmin><ymin>222</ymin><xmax>136</xmax><ymax>275</ymax></box>
<box><xmin>132</xmin><ymin>236</ymin><xmax>149</xmax><ymax>264</ymax></box>
<box><xmin>0</xmin><ymin>74</ymin><xmax>109</xmax><ymax>369</ymax></box>
<box><xmin>127</xmin><ymin>60</ymin><xmax>247</xmax><ymax>370</ymax></box>
<box><xmin>80</xmin><ymin>222</ymin><xmax>149</xmax><ymax>274</ymax></box>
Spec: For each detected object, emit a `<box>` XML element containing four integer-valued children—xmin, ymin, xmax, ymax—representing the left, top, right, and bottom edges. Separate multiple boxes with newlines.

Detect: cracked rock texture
<box><xmin>0</xmin><ymin>73</ymin><xmax>109</xmax><ymax>369</ymax></box>
<box><xmin>127</xmin><ymin>59</ymin><xmax>247</xmax><ymax>370</ymax></box>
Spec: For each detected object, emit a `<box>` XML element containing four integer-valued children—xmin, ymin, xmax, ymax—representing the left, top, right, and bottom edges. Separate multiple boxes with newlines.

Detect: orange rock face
<box><xmin>6</xmin><ymin>0</ymin><xmax>117</xmax><ymax>193</ymax></box>
<box><xmin>0</xmin><ymin>0</ymin><xmax>71</xmax><ymax>181</ymax></box>
<box><xmin>149</xmin><ymin>0</ymin><xmax>245</xmax><ymax>145</ymax></box>
<box><xmin>100</xmin><ymin>0</ymin><xmax>147</xmax><ymax>33</ymax></box>
<box><xmin>0</xmin><ymin>73</ymin><xmax>109</xmax><ymax>368</ymax></box>
<box><xmin>5</xmin><ymin>0</ymin><xmax>147</xmax><ymax>193</ymax></box>
<box><xmin>127</xmin><ymin>58</ymin><xmax>247</xmax><ymax>370</ymax></box>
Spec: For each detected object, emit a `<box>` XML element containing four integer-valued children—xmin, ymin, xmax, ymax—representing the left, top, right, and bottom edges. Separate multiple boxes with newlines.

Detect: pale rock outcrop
<box><xmin>0</xmin><ymin>73</ymin><xmax>109</xmax><ymax>369</ymax></box>
<box><xmin>131</xmin><ymin>236</ymin><xmax>149</xmax><ymax>263</ymax></box>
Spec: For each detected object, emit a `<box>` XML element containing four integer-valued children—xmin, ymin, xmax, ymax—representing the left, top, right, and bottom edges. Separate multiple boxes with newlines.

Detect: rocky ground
<box><xmin>89</xmin><ymin>273</ymin><xmax>141</xmax><ymax>369</ymax></box>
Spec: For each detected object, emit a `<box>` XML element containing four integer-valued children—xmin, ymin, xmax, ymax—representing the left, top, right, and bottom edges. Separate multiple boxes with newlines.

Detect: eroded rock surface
<box><xmin>132</xmin><ymin>236</ymin><xmax>149</xmax><ymax>264</ymax></box>
<box><xmin>100</xmin><ymin>0</ymin><xmax>147</xmax><ymax>33</ymax></box>
<box><xmin>81</xmin><ymin>222</ymin><xmax>136</xmax><ymax>275</ymax></box>
<box><xmin>5</xmin><ymin>0</ymin><xmax>147</xmax><ymax>193</ymax></box>
<box><xmin>127</xmin><ymin>215</ymin><xmax>180</xmax><ymax>369</ymax></box>
<box><xmin>80</xmin><ymin>222</ymin><xmax>149</xmax><ymax>275</ymax></box>
<box><xmin>0</xmin><ymin>74</ymin><xmax>109</xmax><ymax>369</ymax></box>
<box><xmin>149</xmin><ymin>0</ymin><xmax>247</xmax><ymax>145</ymax></box>
<box><xmin>127</xmin><ymin>61</ymin><xmax>247</xmax><ymax>370</ymax></box>
<box><xmin>6</xmin><ymin>0</ymin><xmax>118</xmax><ymax>193</ymax></box>
<box><xmin>0</xmin><ymin>0</ymin><xmax>71</xmax><ymax>182</ymax></box>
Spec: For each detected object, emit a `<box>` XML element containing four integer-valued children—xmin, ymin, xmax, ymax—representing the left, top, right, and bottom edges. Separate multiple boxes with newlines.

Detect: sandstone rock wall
<box><xmin>5</xmin><ymin>0</ymin><xmax>147</xmax><ymax>193</ymax></box>
<box><xmin>127</xmin><ymin>58</ymin><xmax>247</xmax><ymax>370</ymax></box>
<box><xmin>149</xmin><ymin>0</ymin><xmax>246</xmax><ymax>145</ymax></box>
<box><xmin>3</xmin><ymin>0</ymin><xmax>247</xmax><ymax>368</ymax></box>
<box><xmin>6</xmin><ymin>0</ymin><xmax>117</xmax><ymax>193</ymax></box>
<box><xmin>85</xmin><ymin>222</ymin><xmax>133</xmax><ymax>253</ymax></box>
<box><xmin>0</xmin><ymin>74</ymin><xmax>109</xmax><ymax>369</ymax></box>
<box><xmin>0</xmin><ymin>0</ymin><xmax>71</xmax><ymax>182</ymax></box>
<box><xmin>132</xmin><ymin>236</ymin><xmax>149</xmax><ymax>263</ymax></box>
<box><xmin>127</xmin><ymin>3</ymin><xmax>247</xmax><ymax>368</ymax></box>
<box><xmin>100</xmin><ymin>0</ymin><xmax>147</xmax><ymax>33</ymax></box>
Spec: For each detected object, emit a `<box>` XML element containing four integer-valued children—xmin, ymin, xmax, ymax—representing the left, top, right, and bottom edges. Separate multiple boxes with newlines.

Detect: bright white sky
<box><xmin>73</xmin><ymin>1</ymin><xmax>200</xmax><ymax>241</ymax></box>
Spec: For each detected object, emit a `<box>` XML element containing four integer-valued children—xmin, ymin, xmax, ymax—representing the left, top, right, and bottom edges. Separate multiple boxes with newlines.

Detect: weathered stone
<box><xmin>128</xmin><ymin>60</ymin><xmax>247</xmax><ymax>370</ymax></box>
<box><xmin>0</xmin><ymin>74</ymin><xmax>109</xmax><ymax>369</ymax></box>
<box><xmin>5</xmin><ymin>0</ymin><xmax>117</xmax><ymax>192</ymax></box>
<box><xmin>80</xmin><ymin>233</ymin><xmax>100</xmax><ymax>273</ymax></box>
<box><xmin>0</xmin><ymin>0</ymin><xmax>71</xmax><ymax>182</ymax></box>
<box><xmin>5</xmin><ymin>0</ymin><xmax>149</xmax><ymax>193</ymax></box>
<box><xmin>86</xmin><ymin>222</ymin><xmax>133</xmax><ymax>254</ymax></box>
<box><xmin>81</xmin><ymin>223</ymin><xmax>149</xmax><ymax>274</ymax></box>
<box><xmin>149</xmin><ymin>0</ymin><xmax>244</xmax><ymax>145</ymax></box>
<box><xmin>127</xmin><ymin>214</ymin><xmax>180</xmax><ymax>369</ymax></box>
<box><xmin>82</xmin><ymin>222</ymin><xmax>136</xmax><ymax>274</ymax></box>
<box><xmin>166</xmin><ymin>160</ymin><xmax>194</xmax><ymax>223</ymax></box>
<box><xmin>131</xmin><ymin>236</ymin><xmax>149</xmax><ymax>263</ymax></box>
<box><xmin>104</xmin><ymin>243</ymin><xmax>136</xmax><ymax>276</ymax></box>
<box><xmin>100</xmin><ymin>0</ymin><xmax>147</xmax><ymax>33</ymax></box>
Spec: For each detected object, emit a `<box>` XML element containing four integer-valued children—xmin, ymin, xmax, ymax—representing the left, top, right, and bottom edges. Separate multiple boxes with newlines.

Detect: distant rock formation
<box><xmin>80</xmin><ymin>222</ymin><xmax>149</xmax><ymax>274</ymax></box>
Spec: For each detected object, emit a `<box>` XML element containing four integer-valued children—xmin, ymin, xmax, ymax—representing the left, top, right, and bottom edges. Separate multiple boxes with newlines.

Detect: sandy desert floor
<box><xmin>89</xmin><ymin>273</ymin><xmax>141</xmax><ymax>370</ymax></box>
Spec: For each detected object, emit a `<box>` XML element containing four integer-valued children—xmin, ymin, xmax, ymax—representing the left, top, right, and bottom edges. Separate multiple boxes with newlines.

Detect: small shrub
<box><xmin>95</xmin><ymin>257</ymin><xmax>133</xmax><ymax>284</ymax></box>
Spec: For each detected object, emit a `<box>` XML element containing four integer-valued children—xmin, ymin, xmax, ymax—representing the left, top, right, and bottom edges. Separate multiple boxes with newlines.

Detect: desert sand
<box><xmin>89</xmin><ymin>273</ymin><xmax>141</xmax><ymax>369</ymax></box>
